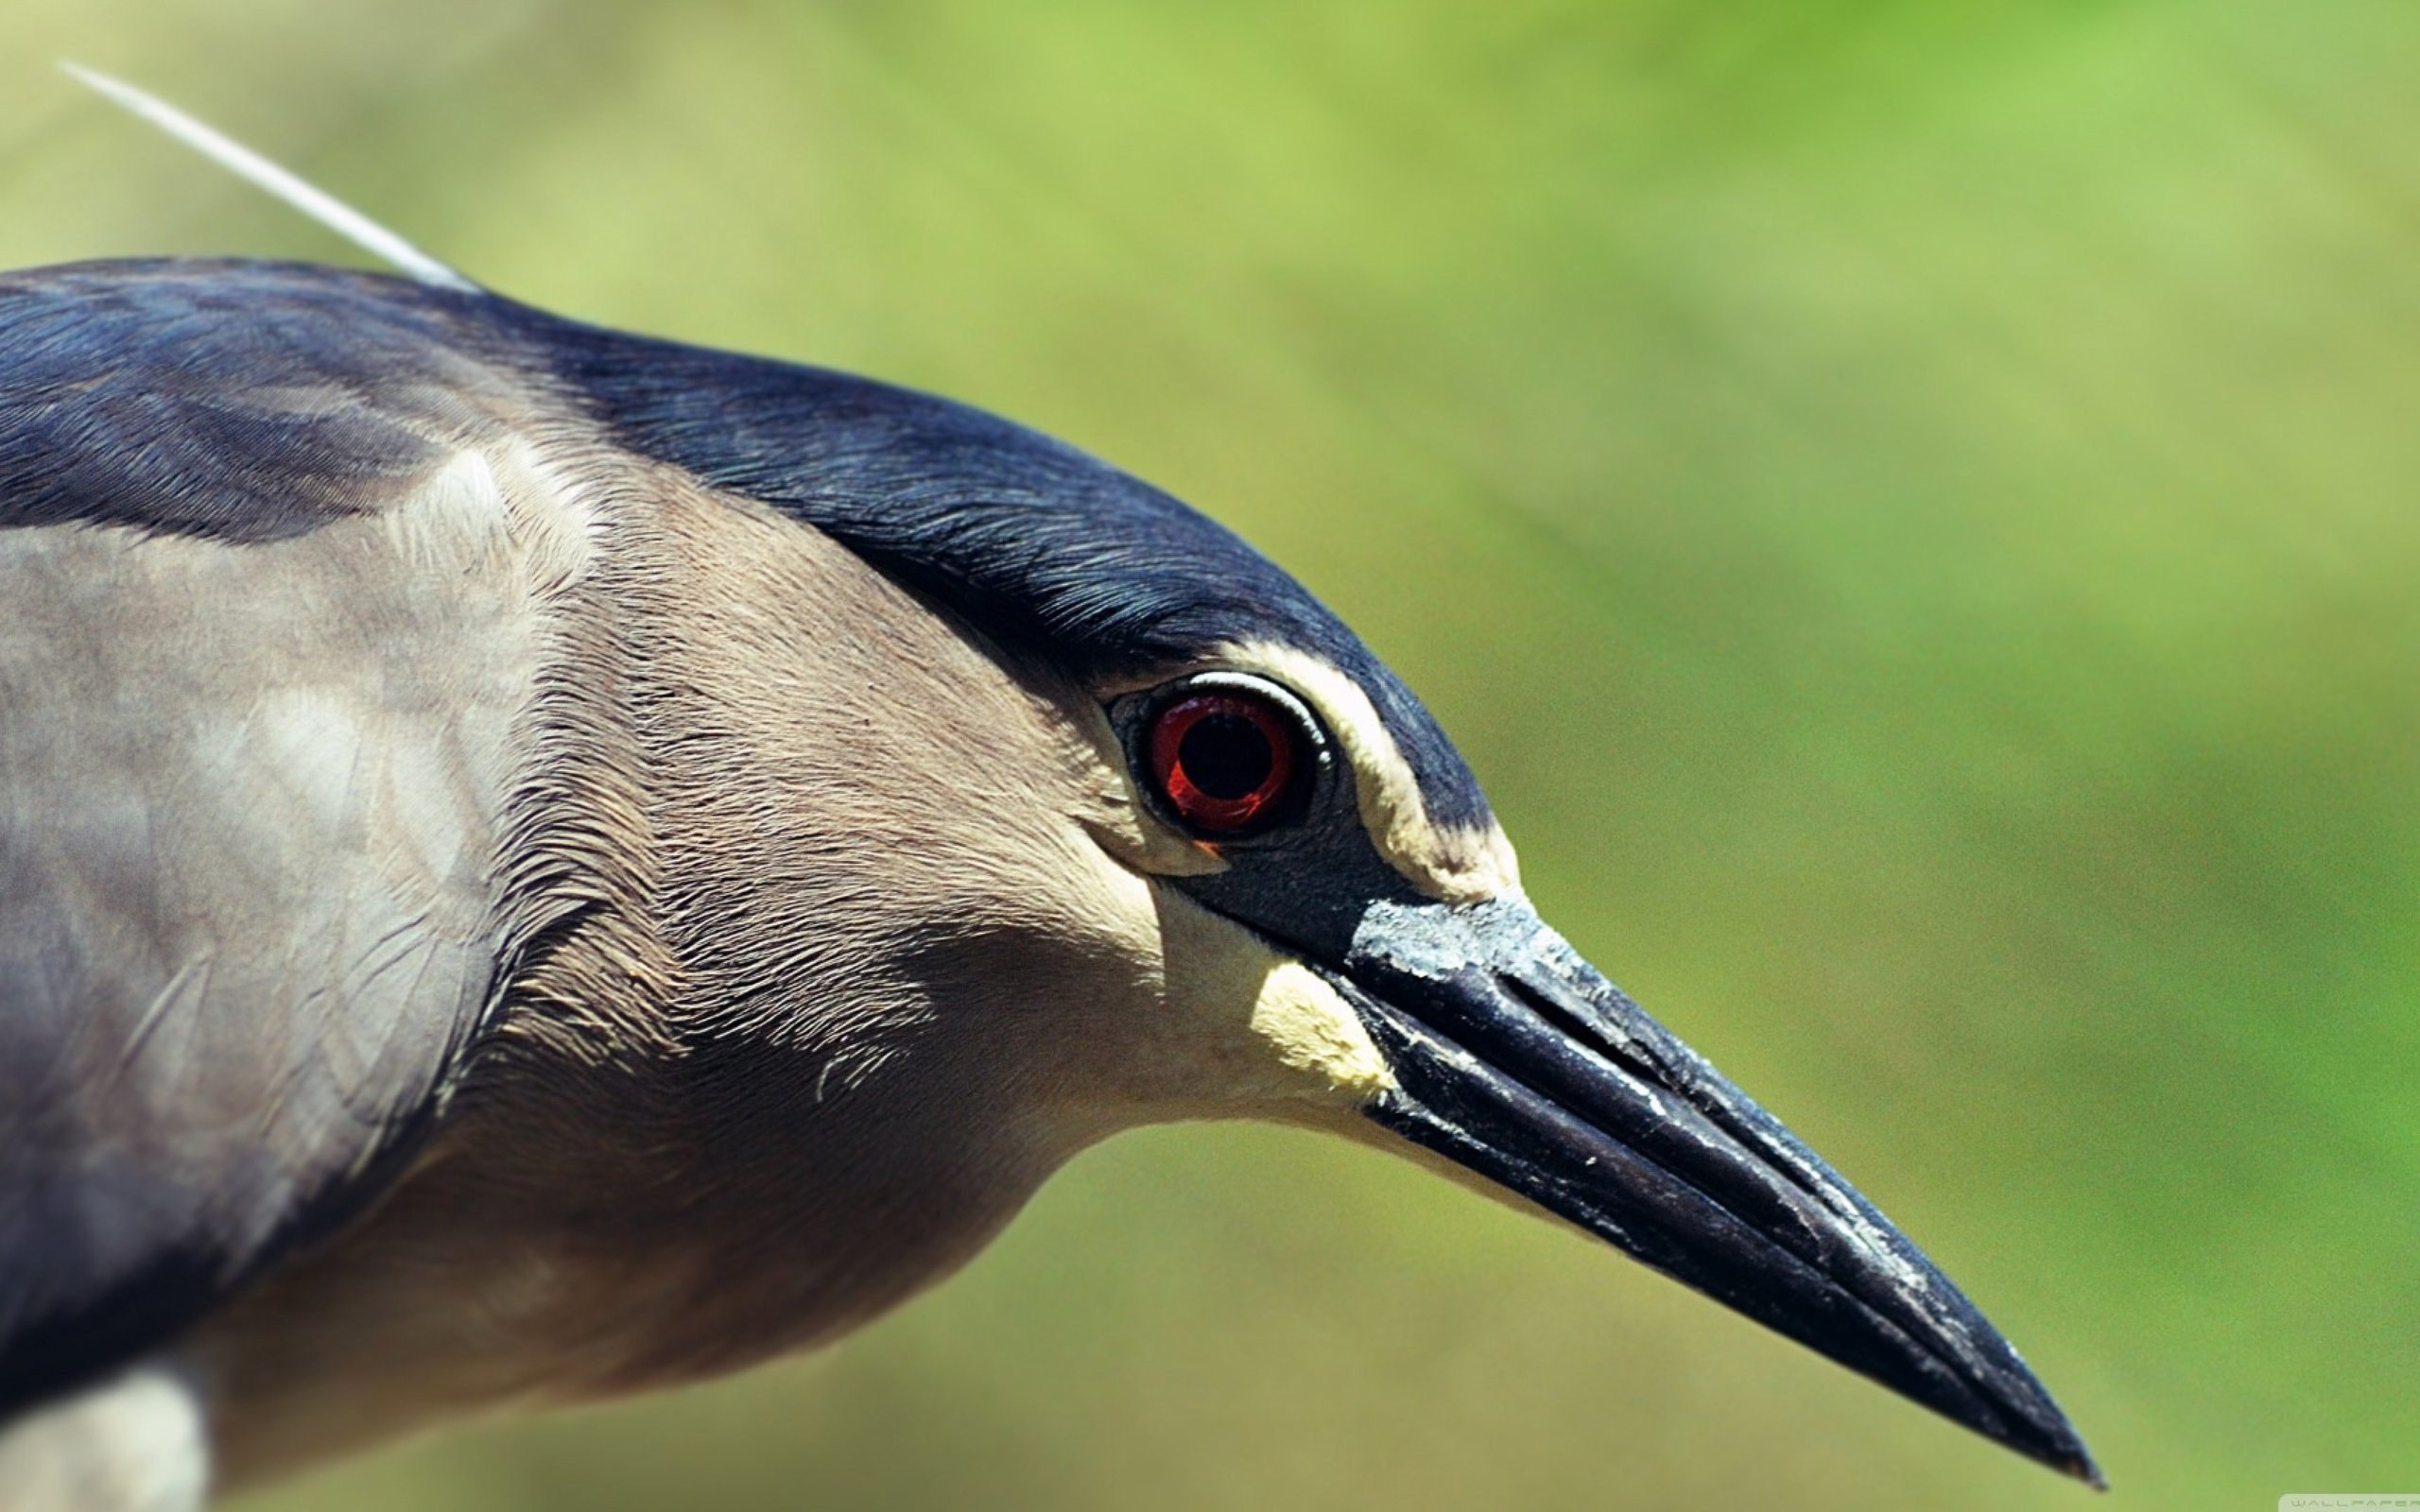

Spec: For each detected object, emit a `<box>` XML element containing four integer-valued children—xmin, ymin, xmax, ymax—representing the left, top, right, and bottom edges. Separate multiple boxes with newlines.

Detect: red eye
<box><xmin>1146</xmin><ymin>690</ymin><xmax>1304</xmax><ymax>836</ymax></box>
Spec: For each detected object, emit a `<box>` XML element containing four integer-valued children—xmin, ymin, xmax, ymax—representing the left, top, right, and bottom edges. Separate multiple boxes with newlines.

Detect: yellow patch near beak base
<box><xmin>1248</xmin><ymin>960</ymin><xmax>1395</xmax><ymax>1100</ymax></box>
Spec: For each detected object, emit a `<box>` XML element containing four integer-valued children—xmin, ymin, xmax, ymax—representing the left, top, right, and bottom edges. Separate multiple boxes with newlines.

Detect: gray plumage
<box><xmin>0</xmin><ymin>357</ymin><xmax>535</xmax><ymax>1404</ymax></box>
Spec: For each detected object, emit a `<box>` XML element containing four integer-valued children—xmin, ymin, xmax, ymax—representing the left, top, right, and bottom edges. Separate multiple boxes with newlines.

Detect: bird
<box><xmin>0</xmin><ymin>74</ymin><xmax>2100</xmax><ymax>1512</ymax></box>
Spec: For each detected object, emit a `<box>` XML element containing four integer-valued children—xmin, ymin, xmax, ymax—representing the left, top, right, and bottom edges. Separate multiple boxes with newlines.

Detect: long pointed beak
<box><xmin>1328</xmin><ymin>896</ymin><xmax>2101</xmax><ymax>1486</ymax></box>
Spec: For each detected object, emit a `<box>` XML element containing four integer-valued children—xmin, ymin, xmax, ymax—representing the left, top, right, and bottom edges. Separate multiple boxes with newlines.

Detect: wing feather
<box><xmin>0</xmin><ymin>261</ymin><xmax>570</xmax><ymax>1415</ymax></box>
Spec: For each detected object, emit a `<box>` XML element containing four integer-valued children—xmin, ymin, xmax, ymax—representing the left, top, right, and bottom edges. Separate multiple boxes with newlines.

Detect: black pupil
<box><xmin>1179</xmin><ymin>712</ymin><xmax>1274</xmax><ymax>799</ymax></box>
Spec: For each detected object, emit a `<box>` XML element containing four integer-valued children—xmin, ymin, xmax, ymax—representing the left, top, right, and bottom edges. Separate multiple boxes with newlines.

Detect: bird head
<box><xmin>521</xmin><ymin>306</ymin><xmax>2102</xmax><ymax>1486</ymax></box>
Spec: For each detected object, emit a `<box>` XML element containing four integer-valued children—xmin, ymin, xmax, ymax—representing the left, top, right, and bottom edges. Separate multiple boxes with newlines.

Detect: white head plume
<box><xmin>60</xmin><ymin>63</ymin><xmax>478</xmax><ymax>294</ymax></box>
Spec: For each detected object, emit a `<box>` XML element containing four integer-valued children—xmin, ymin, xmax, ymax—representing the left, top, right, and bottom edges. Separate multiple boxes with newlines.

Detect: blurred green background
<box><xmin>6</xmin><ymin>0</ymin><xmax>2414</xmax><ymax>1506</ymax></box>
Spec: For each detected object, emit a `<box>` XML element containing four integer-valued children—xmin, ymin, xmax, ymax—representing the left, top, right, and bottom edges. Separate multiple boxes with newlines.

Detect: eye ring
<box><xmin>1144</xmin><ymin>684</ymin><xmax>1308</xmax><ymax>836</ymax></box>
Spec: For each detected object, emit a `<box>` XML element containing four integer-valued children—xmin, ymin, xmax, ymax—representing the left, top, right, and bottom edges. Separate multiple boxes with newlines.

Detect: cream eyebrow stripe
<box><xmin>1221</xmin><ymin>641</ymin><xmax>1519</xmax><ymax>902</ymax></box>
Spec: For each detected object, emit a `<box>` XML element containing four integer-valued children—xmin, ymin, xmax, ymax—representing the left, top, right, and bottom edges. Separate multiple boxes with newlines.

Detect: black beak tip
<box><xmin>1990</xmin><ymin>1391</ymin><xmax>2103</xmax><ymax>1488</ymax></box>
<box><xmin>1904</xmin><ymin>1293</ymin><xmax>2104</xmax><ymax>1489</ymax></box>
<box><xmin>2059</xmin><ymin>1445</ymin><xmax>2110</xmax><ymax>1492</ymax></box>
<box><xmin>2047</xmin><ymin>1429</ymin><xmax>2108</xmax><ymax>1491</ymax></box>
